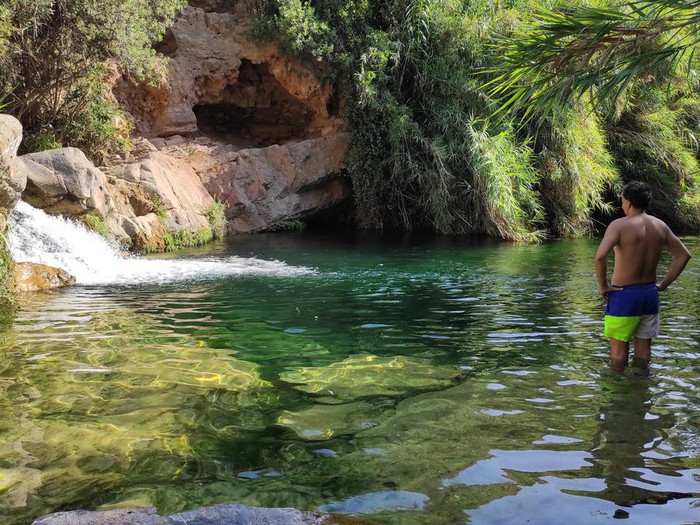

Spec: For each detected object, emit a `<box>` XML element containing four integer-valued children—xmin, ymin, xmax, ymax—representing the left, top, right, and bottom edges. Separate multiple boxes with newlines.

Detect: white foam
<box><xmin>8</xmin><ymin>201</ymin><xmax>313</xmax><ymax>285</ymax></box>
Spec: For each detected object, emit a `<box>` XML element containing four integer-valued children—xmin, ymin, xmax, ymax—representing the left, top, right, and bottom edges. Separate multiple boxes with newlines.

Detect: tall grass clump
<box><xmin>535</xmin><ymin>105</ymin><xmax>620</xmax><ymax>237</ymax></box>
<box><xmin>466</xmin><ymin>121</ymin><xmax>544</xmax><ymax>241</ymax></box>
<box><xmin>261</xmin><ymin>0</ymin><xmax>551</xmax><ymax>239</ymax></box>
<box><xmin>606</xmin><ymin>84</ymin><xmax>700</xmax><ymax>230</ymax></box>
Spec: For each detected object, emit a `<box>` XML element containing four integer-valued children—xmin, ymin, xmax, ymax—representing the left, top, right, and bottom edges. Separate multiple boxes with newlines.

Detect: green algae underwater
<box><xmin>0</xmin><ymin>232</ymin><xmax>698</xmax><ymax>525</ymax></box>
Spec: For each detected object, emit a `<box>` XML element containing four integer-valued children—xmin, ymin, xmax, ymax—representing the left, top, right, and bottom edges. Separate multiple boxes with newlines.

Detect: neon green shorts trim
<box><xmin>604</xmin><ymin>314</ymin><xmax>660</xmax><ymax>342</ymax></box>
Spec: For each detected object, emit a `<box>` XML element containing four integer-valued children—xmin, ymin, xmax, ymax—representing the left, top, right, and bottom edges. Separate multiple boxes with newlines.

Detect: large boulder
<box><xmin>15</xmin><ymin>144</ymin><xmax>216</xmax><ymax>251</ymax></box>
<box><xmin>193</xmin><ymin>132</ymin><xmax>351</xmax><ymax>233</ymax></box>
<box><xmin>11</xmin><ymin>262</ymin><xmax>75</xmax><ymax>293</ymax></box>
<box><xmin>18</xmin><ymin>147</ymin><xmax>109</xmax><ymax>216</ymax></box>
<box><xmin>104</xmin><ymin>150</ymin><xmax>214</xmax><ymax>232</ymax></box>
<box><xmin>0</xmin><ymin>114</ymin><xmax>27</xmax><ymax>230</ymax></box>
<box><xmin>103</xmin><ymin>150</ymin><xmax>215</xmax><ymax>250</ymax></box>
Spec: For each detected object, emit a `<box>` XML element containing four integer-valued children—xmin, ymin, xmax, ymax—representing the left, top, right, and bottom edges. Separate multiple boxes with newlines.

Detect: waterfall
<box><xmin>8</xmin><ymin>201</ymin><xmax>312</xmax><ymax>285</ymax></box>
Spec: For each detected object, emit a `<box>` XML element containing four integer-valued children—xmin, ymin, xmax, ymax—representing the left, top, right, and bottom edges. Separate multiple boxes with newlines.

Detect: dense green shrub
<box><xmin>203</xmin><ymin>198</ymin><xmax>228</xmax><ymax>240</ymax></box>
<box><xmin>257</xmin><ymin>0</ymin><xmax>699</xmax><ymax>237</ymax></box>
<box><xmin>0</xmin><ymin>0</ymin><xmax>186</xmax><ymax>161</ymax></box>
<box><xmin>606</xmin><ymin>86</ymin><xmax>700</xmax><ymax>229</ymax></box>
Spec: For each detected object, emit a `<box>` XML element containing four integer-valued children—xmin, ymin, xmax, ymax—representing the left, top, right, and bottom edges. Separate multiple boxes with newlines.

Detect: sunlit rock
<box><xmin>113</xmin><ymin>7</ymin><xmax>342</xmax><ymax>141</ymax></box>
<box><xmin>108</xmin><ymin>5</ymin><xmax>351</xmax><ymax>234</ymax></box>
<box><xmin>11</xmin><ymin>262</ymin><xmax>75</xmax><ymax>292</ymax></box>
<box><xmin>19</xmin><ymin>148</ymin><xmax>109</xmax><ymax>216</ymax></box>
<box><xmin>16</xmin><ymin>146</ymin><xmax>216</xmax><ymax>251</ymax></box>
<box><xmin>103</xmin><ymin>151</ymin><xmax>214</xmax><ymax>241</ymax></box>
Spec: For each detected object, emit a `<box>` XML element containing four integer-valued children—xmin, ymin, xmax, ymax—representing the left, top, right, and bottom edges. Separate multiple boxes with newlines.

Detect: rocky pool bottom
<box><xmin>2</xmin><ymin>232</ymin><xmax>698</xmax><ymax>525</ymax></box>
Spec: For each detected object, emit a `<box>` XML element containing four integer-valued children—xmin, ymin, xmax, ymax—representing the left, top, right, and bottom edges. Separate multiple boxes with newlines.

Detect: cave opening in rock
<box><xmin>194</xmin><ymin>59</ymin><xmax>315</xmax><ymax>148</ymax></box>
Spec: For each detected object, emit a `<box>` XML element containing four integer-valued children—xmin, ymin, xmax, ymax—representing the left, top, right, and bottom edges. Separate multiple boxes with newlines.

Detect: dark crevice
<box><xmin>193</xmin><ymin>59</ymin><xmax>314</xmax><ymax>147</ymax></box>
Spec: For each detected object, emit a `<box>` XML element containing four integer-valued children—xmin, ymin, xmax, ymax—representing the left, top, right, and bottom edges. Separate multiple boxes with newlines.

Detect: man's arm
<box><xmin>657</xmin><ymin>230</ymin><xmax>692</xmax><ymax>291</ymax></box>
<box><xmin>594</xmin><ymin>221</ymin><xmax>622</xmax><ymax>298</ymax></box>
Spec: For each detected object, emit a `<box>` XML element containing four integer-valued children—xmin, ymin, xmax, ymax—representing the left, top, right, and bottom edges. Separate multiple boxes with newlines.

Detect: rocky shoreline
<box><xmin>0</xmin><ymin>4</ymin><xmax>353</xmax><ymax>292</ymax></box>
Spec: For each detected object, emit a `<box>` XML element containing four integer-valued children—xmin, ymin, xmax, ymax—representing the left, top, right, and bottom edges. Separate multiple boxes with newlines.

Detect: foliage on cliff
<box><xmin>255</xmin><ymin>0</ymin><xmax>700</xmax><ymax>238</ymax></box>
<box><xmin>0</xmin><ymin>0</ymin><xmax>187</xmax><ymax>162</ymax></box>
<box><xmin>2</xmin><ymin>0</ymin><xmax>699</xmax><ymax>239</ymax></box>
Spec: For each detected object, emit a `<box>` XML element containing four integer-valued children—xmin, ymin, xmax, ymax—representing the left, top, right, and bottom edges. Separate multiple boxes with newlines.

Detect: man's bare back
<box><xmin>607</xmin><ymin>214</ymin><xmax>669</xmax><ymax>286</ymax></box>
<box><xmin>595</xmin><ymin>194</ymin><xmax>690</xmax><ymax>295</ymax></box>
<box><xmin>594</xmin><ymin>181</ymin><xmax>691</xmax><ymax>373</ymax></box>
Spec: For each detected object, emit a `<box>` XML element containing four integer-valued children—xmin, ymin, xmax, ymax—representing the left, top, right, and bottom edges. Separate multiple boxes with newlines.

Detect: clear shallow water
<box><xmin>0</xmin><ymin>232</ymin><xmax>698</xmax><ymax>524</ymax></box>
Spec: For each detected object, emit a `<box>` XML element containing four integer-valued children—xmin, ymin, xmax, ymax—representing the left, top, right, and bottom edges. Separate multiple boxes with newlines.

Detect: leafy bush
<box><xmin>79</xmin><ymin>213</ymin><xmax>110</xmax><ymax>238</ymax></box>
<box><xmin>203</xmin><ymin>198</ymin><xmax>228</xmax><ymax>240</ymax></box>
<box><xmin>258</xmin><ymin>0</ymin><xmax>699</xmax><ymax>237</ymax></box>
<box><xmin>0</xmin><ymin>0</ymin><xmax>186</xmax><ymax>160</ymax></box>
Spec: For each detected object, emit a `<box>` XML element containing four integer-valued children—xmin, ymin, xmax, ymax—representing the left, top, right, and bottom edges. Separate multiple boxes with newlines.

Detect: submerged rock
<box><xmin>279</xmin><ymin>354</ymin><xmax>463</xmax><ymax>403</ymax></box>
<box><xmin>11</xmin><ymin>262</ymin><xmax>75</xmax><ymax>292</ymax></box>
<box><xmin>32</xmin><ymin>503</ymin><xmax>327</xmax><ymax>525</ymax></box>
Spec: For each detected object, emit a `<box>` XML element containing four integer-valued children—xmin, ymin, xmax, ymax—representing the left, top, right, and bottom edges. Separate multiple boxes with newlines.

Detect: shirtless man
<box><xmin>594</xmin><ymin>181</ymin><xmax>692</xmax><ymax>373</ymax></box>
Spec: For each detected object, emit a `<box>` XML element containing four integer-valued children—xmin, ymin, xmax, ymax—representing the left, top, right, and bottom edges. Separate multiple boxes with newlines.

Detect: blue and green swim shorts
<box><xmin>604</xmin><ymin>283</ymin><xmax>660</xmax><ymax>342</ymax></box>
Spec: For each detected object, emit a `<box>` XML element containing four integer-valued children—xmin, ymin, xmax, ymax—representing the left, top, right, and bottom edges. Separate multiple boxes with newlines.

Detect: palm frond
<box><xmin>485</xmin><ymin>0</ymin><xmax>700</xmax><ymax>121</ymax></box>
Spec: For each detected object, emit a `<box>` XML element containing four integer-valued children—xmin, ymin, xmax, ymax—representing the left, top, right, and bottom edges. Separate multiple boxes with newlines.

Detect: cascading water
<box><xmin>8</xmin><ymin>201</ymin><xmax>312</xmax><ymax>285</ymax></box>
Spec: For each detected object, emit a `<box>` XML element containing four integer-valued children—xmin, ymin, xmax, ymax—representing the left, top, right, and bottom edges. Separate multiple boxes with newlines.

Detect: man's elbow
<box><xmin>674</xmin><ymin>250</ymin><xmax>692</xmax><ymax>265</ymax></box>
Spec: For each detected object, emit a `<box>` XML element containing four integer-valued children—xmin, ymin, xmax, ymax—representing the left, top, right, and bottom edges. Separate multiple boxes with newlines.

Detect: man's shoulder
<box><xmin>643</xmin><ymin>213</ymin><xmax>671</xmax><ymax>232</ymax></box>
<box><xmin>644</xmin><ymin>213</ymin><xmax>668</xmax><ymax>225</ymax></box>
<box><xmin>607</xmin><ymin>217</ymin><xmax>627</xmax><ymax>229</ymax></box>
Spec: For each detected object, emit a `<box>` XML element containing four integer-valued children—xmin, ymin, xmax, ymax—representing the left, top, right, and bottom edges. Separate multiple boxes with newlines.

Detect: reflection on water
<box><xmin>0</xmin><ymin>233</ymin><xmax>698</xmax><ymax>524</ymax></box>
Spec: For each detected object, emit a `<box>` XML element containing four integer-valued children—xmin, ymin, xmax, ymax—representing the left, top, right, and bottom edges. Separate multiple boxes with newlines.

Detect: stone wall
<box><xmin>114</xmin><ymin>6</ymin><xmax>343</xmax><ymax>144</ymax></box>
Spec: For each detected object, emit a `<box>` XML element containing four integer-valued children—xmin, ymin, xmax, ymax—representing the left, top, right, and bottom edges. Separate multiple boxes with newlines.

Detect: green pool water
<box><xmin>1</xmin><ymin>233</ymin><xmax>698</xmax><ymax>524</ymax></box>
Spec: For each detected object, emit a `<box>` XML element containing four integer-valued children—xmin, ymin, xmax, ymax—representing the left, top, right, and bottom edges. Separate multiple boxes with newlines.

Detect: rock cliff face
<box><xmin>15</xmin><ymin>145</ymin><xmax>216</xmax><ymax>252</ymax></box>
<box><xmin>190</xmin><ymin>133</ymin><xmax>351</xmax><ymax>233</ymax></box>
<box><xmin>1</xmin><ymin>2</ymin><xmax>352</xmax><ymax>294</ymax></box>
<box><xmin>115</xmin><ymin>6</ymin><xmax>342</xmax><ymax>143</ymax></box>
<box><xmin>0</xmin><ymin>115</ymin><xmax>26</xmax><ymax>232</ymax></box>
<box><xmin>112</xmin><ymin>4</ymin><xmax>350</xmax><ymax>234</ymax></box>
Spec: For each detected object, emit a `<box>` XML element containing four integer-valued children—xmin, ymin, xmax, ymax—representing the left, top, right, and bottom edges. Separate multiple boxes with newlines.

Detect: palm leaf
<box><xmin>484</xmin><ymin>0</ymin><xmax>700</xmax><ymax>122</ymax></box>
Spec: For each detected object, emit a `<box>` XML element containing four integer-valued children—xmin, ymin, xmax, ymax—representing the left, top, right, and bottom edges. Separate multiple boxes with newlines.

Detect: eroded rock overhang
<box><xmin>112</xmin><ymin>5</ymin><xmax>351</xmax><ymax>234</ymax></box>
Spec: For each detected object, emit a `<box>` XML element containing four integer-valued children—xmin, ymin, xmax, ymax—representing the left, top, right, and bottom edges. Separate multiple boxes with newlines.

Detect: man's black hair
<box><xmin>622</xmin><ymin>181</ymin><xmax>652</xmax><ymax>210</ymax></box>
